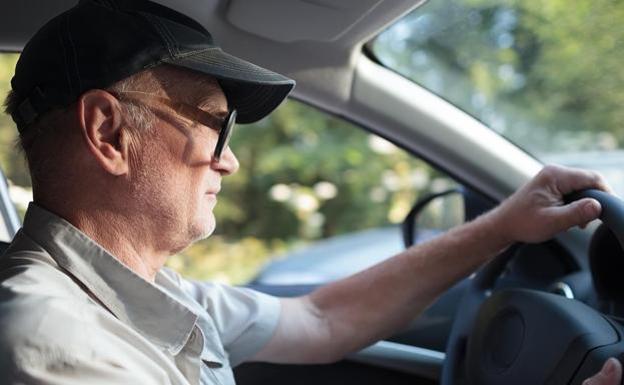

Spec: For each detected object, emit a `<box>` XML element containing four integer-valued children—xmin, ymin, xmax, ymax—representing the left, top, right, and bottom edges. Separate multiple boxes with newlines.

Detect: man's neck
<box><xmin>41</xmin><ymin>202</ymin><xmax>167</xmax><ymax>283</ymax></box>
<box><xmin>83</xmin><ymin>211</ymin><xmax>168</xmax><ymax>282</ymax></box>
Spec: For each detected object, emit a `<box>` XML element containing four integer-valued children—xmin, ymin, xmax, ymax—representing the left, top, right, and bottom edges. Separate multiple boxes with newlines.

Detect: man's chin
<box><xmin>190</xmin><ymin>216</ymin><xmax>216</xmax><ymax>242</ymax></box>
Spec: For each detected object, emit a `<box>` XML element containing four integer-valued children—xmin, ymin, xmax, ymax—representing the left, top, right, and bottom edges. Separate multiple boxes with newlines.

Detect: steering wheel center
<box><xmin>485</xmin><ymin>309</ymin><xmax>524</xmax><ymax>371</ymax></box>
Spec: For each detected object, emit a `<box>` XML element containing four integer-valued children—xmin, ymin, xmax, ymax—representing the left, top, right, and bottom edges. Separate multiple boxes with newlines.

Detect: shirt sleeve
<box><xmin>178</xmin><ymin>277</ymin><xmax>282</xmax><ymax>367</ymax></box>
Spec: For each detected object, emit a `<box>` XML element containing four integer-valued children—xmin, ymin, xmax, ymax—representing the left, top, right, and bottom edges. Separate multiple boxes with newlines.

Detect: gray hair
<box><xmin>106</xmin><ymin>72</ymin><xmax>159</xmax><ymax>134</ymax></box>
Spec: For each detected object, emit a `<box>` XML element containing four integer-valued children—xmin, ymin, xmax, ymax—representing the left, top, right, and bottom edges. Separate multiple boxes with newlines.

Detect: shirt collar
<box><xmin>21</xmin><ymin>203</ymin><xmax>198</xmax><ymax>355</ymax></box>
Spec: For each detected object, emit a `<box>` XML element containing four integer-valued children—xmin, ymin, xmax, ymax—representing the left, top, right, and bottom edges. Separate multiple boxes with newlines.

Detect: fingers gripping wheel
<box><xmin>441</xmin><ymin>189</ymin><xmax>624</xmax><ymax>385</ymax></box>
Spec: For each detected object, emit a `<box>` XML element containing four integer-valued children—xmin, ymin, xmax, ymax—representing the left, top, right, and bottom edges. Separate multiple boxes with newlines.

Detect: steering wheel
<box><xmin>441</xmin><ymin>189</ymin><xmax>624</xmax><ymax>385</ymax></box>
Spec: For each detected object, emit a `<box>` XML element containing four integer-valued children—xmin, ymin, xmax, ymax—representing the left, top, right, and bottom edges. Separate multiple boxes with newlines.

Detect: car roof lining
<box><xmin>226</xmin><ymin>0</ymin><xmax>387</xmax><ymax>43</ymax></box>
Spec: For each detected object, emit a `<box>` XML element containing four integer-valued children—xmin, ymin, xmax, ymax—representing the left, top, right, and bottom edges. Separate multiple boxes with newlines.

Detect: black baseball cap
<box><xmin>10</xmin><ymin>0</ymin><xmax>296</xmax><ymax>131</ymax></box>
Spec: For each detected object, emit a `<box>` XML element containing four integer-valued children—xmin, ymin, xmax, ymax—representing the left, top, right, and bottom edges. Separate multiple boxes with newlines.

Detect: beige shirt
<box><xmin>0</xmin><ymin>204</ymin><xmax>281</xmax><ymax>385</ymax></box>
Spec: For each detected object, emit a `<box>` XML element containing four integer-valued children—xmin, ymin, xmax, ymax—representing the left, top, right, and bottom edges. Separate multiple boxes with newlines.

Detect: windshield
<box><xmin>372</xmin><ymin>0</ymin><xmax>624</xmax><ymax>165</ymax></box>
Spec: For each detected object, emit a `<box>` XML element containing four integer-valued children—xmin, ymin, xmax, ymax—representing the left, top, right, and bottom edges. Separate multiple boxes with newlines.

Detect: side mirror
<box><xmin>402</xmin><ymin>187</ymin><xmax>496</xmax><ymax>248</ymax></box>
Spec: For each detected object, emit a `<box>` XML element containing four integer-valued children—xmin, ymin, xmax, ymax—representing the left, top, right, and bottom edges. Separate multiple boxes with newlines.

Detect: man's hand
<box><xmin>584</xmin><ymin>358</ymin><xmax>622</xmax><ymax>385</ymax></box>
<box><xmin>491</xmin><ymin>165</ymin><xmax>612</xmax><ymax>244</ymax></box>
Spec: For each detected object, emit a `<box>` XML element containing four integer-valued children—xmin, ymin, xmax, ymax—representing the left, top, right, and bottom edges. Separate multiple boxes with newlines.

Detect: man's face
<box><xmin>127</xmin><ymin>70</ymin><xmax>239</xmax><ymax>252</ymax></box>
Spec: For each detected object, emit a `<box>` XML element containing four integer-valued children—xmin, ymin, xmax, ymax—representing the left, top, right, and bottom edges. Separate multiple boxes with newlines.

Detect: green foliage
<box><xmin>373</xmin><ymin>0</ymin><xmax>624</xmax><ymax>156</ymax></box>
<box><xmin>167</xmin><ymin>236</ymin><xmax>289</xmax><ymax>284</ymax></box>
<box><xmin>213</xmin><ymin>100</ymin><xmax>438</xmax><ymax>242</ymax></box>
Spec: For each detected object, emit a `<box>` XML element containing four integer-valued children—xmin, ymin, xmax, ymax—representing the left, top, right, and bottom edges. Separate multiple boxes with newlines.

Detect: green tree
<box><xmin>373</xmin><ymin>0</ymin><xmax>624</xmax><ymax>156</ymax></box>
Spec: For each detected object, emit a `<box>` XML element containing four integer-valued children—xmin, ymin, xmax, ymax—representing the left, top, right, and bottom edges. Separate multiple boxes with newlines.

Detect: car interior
<box><xmin>1</xmin><ymin>1</ymin><xmax>623</xmax><ymax>385</ymax></box>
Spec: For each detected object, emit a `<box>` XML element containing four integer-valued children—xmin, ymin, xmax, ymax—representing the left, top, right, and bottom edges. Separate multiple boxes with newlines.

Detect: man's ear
<box><xmin>76</xmin><ymin>90</ymin><xmax>129</xmax><ymax>176</ymax></box>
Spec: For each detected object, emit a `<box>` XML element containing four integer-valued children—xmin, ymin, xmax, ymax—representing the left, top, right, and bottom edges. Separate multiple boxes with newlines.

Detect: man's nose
<box><xmin>213</xmin><ymin>146</ymin><xmax>239</xmax><ymax>175</ymax></box>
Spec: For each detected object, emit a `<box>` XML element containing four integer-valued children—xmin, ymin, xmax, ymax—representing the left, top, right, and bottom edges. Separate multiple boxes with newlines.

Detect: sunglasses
<box><xmin>111</xmin><ymin>90</ymin><xmax>237</xmax><ymax>163</ymax></box>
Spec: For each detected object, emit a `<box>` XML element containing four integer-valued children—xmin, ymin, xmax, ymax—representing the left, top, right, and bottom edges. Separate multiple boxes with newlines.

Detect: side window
<box><xmin>169</xmin><ymin>100</ymin><xmax>461</xmax><ymax>285</ymax></box>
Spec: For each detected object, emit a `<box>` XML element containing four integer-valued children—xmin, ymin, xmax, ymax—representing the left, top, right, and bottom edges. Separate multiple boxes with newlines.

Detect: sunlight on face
<box><xmin>127</xmin><ymin>66</ymin><xmax>237</xmax><ymax>253</ymax></box>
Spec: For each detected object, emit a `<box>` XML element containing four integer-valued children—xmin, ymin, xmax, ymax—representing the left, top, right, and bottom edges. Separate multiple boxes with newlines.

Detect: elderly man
<box><xmin>0</xmin><ymin>0</ymin><xmax>620</xmax><ymax>384</ymax></box>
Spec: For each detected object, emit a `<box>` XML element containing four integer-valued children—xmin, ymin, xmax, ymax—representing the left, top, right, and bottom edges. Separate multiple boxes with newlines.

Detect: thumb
<box><xmin>547</xmin><ymin>198</ymin><xmax>601</xmax><ymax>230</ymax></box>
<box><xmin>583</xmin><ymin>358</ymin><xmax>622</xmax><ymax>385</ymax></box>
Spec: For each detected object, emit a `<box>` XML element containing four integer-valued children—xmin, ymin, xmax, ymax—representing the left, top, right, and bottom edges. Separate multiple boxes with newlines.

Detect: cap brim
<box><xmin>164</xmin><ymin>48</ymin><xmax>295</xmax><ymax>124</ymax></box>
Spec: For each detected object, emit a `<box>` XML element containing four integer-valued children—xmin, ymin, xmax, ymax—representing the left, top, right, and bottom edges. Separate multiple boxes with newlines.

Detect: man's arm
<box><xmin>253</xmin><ymin>165</ymin><xmax>611</xmax><ymax>363</ymax></box>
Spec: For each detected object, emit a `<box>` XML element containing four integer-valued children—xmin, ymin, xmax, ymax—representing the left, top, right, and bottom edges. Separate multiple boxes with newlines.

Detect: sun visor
<box><xmin>226</xmin><ymin>0</ymin><xmax>383</xmax><ymax>43</ymax></box>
